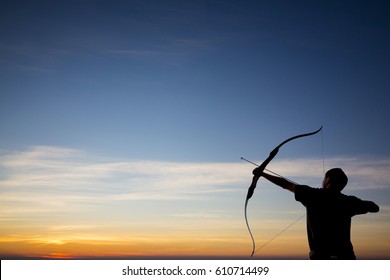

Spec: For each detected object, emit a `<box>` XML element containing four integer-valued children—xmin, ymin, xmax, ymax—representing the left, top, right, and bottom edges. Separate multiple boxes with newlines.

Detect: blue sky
<box><xmin>1</xmin><ymin>0</ymin><xmax>389</xmax><ymax>160</ymax></box>
<box><xmin>0</xmin><ymin>0</ymin><xmax>389</xmax><ymax>258</ymax></box>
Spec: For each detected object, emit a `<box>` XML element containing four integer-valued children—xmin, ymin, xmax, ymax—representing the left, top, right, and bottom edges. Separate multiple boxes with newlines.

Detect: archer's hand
<box><xmin>252</xmin><ymin>167</ymin><xmax>263</xmax><ymax>177</ymax></box>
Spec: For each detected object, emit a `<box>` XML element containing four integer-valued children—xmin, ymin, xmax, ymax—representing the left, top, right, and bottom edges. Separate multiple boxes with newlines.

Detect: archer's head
<box><xmin>322</xmin><ymin>168</ymin><xmax>348</xmax><ymax>192</ymax></box>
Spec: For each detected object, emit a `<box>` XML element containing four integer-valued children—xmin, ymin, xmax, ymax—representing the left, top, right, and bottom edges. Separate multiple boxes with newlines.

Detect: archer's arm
<box><xmin>365</xmin><ymin>201</ymin><xmax>380</xmax><ymax>213</ymax></box>
<box><xmin>253</xmin><ymin>168</ymin><xmax>297</xmax><ymax>193</ymax></box>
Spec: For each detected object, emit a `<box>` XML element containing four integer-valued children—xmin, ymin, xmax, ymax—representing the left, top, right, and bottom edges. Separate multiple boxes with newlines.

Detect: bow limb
<box><xmin>244</xmin><ymin>126</ymin><xmax>322</xmax><ymax>257</ymax></box>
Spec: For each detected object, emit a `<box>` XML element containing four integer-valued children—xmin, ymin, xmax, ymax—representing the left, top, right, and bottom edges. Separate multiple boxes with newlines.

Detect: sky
<box><xmin>0</xmin><ymin>0</ymin><xmax>389</xmax><ymax>259</ymax></box>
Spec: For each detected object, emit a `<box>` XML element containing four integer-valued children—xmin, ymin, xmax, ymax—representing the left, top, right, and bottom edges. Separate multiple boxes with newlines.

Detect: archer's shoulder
<box><xmin>295</xmin><ymin>185</ymin><xmax>320</xmax><ymax>192</ymax></box>
<box><xmin>294</xmin><ymin>185</ymin><xmax>321</xmax><ymax>201</ymax></box>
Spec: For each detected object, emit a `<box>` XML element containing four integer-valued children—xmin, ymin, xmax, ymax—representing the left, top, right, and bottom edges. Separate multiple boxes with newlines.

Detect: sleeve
<box><xmin>294</xmin><ymin>185</ymin><xmax>316</xmax><ymax>206</ymax></box>
<box><xmin>347</xmin><ymin>196</ymin><xmax>376</xmax><ymax>216</ymax></box>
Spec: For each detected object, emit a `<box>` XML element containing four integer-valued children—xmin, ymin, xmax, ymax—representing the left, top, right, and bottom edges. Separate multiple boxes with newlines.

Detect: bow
<box><xmin>245</xmin><ymin>126</ymin><xmax>322</xmax><ymax>257</ymax></box>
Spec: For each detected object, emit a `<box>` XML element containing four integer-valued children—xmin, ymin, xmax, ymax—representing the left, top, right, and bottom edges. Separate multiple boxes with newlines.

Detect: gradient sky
<box><xmin>1</xmin><ymin>0</ymin><xmax>389</xmax><ymax>259</ymax></box>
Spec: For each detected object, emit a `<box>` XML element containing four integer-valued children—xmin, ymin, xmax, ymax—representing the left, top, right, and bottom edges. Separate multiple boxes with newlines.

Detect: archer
<box><xmin>253</xmin><ymin>167</ymin><xmax>380</xmax><ymax>260</ymax></box>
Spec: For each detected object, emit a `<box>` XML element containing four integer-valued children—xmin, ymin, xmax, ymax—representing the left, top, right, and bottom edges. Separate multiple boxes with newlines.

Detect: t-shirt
<box><xmin>295</xmin><ymin>185</ymin><xmax>371</xmax><ymax>259</ymax></box>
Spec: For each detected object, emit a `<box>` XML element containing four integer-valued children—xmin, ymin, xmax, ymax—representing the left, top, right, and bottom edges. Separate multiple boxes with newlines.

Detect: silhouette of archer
<box><xmin>253</xmin><ymin>167</ymin><xmax>379</xmax><ymax>259</ymax></box>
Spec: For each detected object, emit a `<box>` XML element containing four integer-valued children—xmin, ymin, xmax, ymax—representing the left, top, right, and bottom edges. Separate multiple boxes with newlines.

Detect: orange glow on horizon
<box><xmin>1</xmin><ymin>217</ymin><xmax>388</xmax><ymax>260</ymax></box>
<box><xmin>2</xmin><ymin>232</ymin><xmax>386</xmax><ymax>260</ymax></box>
<box><xmin>0</xmin><ymin>233</ymin><xmax>308</xmax><ymax>259</ymax></box>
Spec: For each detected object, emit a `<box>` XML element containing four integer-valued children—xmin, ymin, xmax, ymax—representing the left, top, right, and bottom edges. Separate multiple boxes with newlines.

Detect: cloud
<box><xmin>0</xmin><ymin>145</ymin><xmax>246</xmax><ymax>192</ymax></box>
<box><xmin>1</xmin><ymin>146</ymin><xmax>389</xmax><ymax>217</ymax></box>
<box><xmin>107</xmin><ymin>49</ymin><xmax>167</xmax><ymax>57</ymax></box>
<box><xmin>324</xmin><ymin>157</ymin><xmax>390</xmax><ymax>190</ymax></box>
<box><xmin>1</xmin><ymin>145</ymin><xmax>389</xmax><ymax>190</ymax></box>
<box><xmin>250</xmin><ymin>156</ymin><xmax>390</xmax><ymax>190</ymax></box>
<box><xmin>106</xmin><ymin>37</ymin><xmax>218</xmax><ymax>62</ymax></box>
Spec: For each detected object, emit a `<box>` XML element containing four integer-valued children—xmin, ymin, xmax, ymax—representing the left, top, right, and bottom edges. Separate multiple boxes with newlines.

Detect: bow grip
<box><xmin>246</xmin><ymin>176</ymin><xmax>259</xmax><ymax>200</ymax></box>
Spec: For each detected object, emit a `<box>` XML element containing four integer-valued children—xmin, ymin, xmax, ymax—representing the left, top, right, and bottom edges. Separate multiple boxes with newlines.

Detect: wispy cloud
<box><xmin>0</xmin><ymin>145</ymin><xmax>388</xmax><ymax>221</ymax></box>
<box><xmin>1</xmin><ymin>146</ymin><xmax>389</xmax><ymax>198</ymax></box>
<box><xmin>106</xmin><ymin>37</ymin><xmax>218</xmax><ymax>62</ymax></box>
<box><xmin>324</xmin><ymin>157</ymin><xmax>390</xmax><ymax>190</ymax></box>
<box><xmin>107</xmin><ymin>48</ymin><xmax>168</xmax><ymax>57</ymax></box>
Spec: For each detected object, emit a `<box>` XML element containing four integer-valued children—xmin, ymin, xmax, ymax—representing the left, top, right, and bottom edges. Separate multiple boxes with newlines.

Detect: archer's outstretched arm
<box><xmin>253</xmin><ymin>168</ymin><xmax>297</xmax><ymax>193</ymax></box>
<box><xmin>365</xmin><ymin>201</ymin><xmax>380</xmax><ymax>213</ymax></box>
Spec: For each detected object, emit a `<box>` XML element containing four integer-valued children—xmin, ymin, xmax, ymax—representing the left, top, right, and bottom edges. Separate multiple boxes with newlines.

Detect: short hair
<box><xmin>325</xmin><ymin>168</ymin><xmax>348</xmax><ymax>191</ymax></box>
